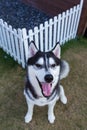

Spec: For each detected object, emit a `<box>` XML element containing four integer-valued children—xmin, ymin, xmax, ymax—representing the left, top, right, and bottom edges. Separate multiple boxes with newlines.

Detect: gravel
<box><xmin>0</xmin><ymin>0</ymin><xmax>50</xmax><ymax>30</ymax></box>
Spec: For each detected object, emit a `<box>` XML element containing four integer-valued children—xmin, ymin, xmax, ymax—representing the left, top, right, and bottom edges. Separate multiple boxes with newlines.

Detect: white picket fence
<box><xmin>0</xmin><ymin>0</ymin><xmax>83</xmax><ymax>68</ymax></box>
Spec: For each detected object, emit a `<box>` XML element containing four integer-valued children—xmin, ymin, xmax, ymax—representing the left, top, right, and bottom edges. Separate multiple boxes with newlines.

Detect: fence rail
<box><xmin>0</xmin><ymin>0</ymin><xmax>83</xmax><ymax>68</ymax></box>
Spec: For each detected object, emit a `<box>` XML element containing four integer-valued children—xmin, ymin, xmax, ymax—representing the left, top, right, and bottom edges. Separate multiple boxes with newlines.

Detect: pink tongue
<box><xmin>42</xmin><ymin>83</ymin><xmax>51</xmax><ymax>96</ymax></box>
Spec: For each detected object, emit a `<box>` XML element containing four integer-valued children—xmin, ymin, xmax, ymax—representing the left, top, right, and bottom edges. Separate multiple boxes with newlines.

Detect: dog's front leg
<box><xmin>59</xmin><ymin>85</ymin><xmax>67</xmax><ymax>104</ymax></box>
<box><xmin>48</xmin><ymin>101</ymin><xmax>56</xmax><ymax>124</ymax></box>
<box><xmin>25</xmin><ymin>100</ymin><xmax>34</xmax><ymax>123</ymax></box>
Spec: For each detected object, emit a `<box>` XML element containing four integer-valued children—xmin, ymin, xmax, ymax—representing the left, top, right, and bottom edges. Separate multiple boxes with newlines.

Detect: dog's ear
<box><xmin>52</xmin><ymin>43</ymin><xmax>61</xmax><ymax>58</ymax></box>
<box><xmin>28</xmin><ymin>41</ymin><xmax>38</xmax><ymax>58</ymax></box>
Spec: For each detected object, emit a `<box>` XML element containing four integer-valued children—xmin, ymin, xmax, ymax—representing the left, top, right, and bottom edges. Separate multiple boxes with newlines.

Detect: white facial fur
<box><xmin>35</xmin><ymin>57</ymin><xmax>60</xmax><ymax>81</ymax></box>
<box><xmin>49</xmin><ymin>57</ymin><xmax>60</xmax><ymax>83</ymax></box>
<box><xmin>47</xmin><ymin>57</ymin><xmax>60</xmax><ymax>92</ymax></box>
<box><xmin>28</xmin><ymin>56</ymin><xmax>60</xmax><ymax>96</ymax></box>
<box><xmin>27</xmin><ymin>42</ymin><xmax>61</xmax><ymax>97</ymax></box>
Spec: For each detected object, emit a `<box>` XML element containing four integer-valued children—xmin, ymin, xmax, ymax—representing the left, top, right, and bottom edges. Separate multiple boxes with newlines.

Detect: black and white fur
<box><xmin>24</xmin><ymin>41</ymin><xmax>69</xmax><ymax>124</ymax></box>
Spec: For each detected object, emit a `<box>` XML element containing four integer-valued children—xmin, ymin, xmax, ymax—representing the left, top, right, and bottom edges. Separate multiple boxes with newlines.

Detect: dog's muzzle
<box><xmin>36</xmin><ymin>75</ymin><xmax>53</xmax><ymax>97</ymax></box>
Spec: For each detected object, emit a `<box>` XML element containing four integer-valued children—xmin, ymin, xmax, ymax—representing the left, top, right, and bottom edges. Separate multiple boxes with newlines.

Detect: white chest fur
<box><xmin>24</xmin><ymin>89</ymin><xmax>59</xmax><ymax>106</ymax></box>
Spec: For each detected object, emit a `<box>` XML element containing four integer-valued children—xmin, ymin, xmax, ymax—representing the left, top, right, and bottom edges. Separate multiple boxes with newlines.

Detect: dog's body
<box><xmin>24</xmin><ymin>41</ymin><xmax>69</xmax><ymax>124</ymax></box>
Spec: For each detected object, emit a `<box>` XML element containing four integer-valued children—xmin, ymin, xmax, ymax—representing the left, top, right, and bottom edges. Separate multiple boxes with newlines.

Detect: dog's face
<box><xmin>27</xmin><ymin>41</ymin><xmax>61</xmax><ymax>97</ymax></box>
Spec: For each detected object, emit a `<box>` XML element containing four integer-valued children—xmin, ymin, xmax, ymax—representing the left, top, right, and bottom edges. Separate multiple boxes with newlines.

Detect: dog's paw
<box><xmin>25</xmin><ymin>114</ymin><xmax>32</xmax><ymax>123</ymax></box>
<box><xmin>48</xmin><ymin>114</ymin><xmax>55</xmax><ymax>124</ymax></box>
<box><xmin>60</xmin><ymin>96</ymin><xmax>67</xmax><ymax>104</ymax></box>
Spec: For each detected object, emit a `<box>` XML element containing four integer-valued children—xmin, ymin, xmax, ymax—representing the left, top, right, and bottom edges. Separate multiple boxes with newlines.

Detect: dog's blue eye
<box><xmin>35</xmin><ymin>64</ymin><xmax>43</xmax><ymax>68</ymax></box>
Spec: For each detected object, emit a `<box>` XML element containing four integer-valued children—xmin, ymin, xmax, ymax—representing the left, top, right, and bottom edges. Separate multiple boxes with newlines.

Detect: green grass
<box><xmin>61</xmin><ymin>37</ymin><xmax>87</xmax><ymax>55</ymax></box>
<box><xmin>0</xmin><ymin>37</ymin><xmax>87</xmax><ymax>130</ymax></box>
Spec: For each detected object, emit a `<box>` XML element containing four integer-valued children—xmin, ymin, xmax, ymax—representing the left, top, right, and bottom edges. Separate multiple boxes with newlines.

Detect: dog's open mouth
<box><xmin>36</xmin><ymin>77</ymin><xmax>52</xmax><ymax>97</ymax></box>
<box><xmin>41</xmin><ymin>83</ymin><xmax>52</xmax><ymax>97</ymax></box>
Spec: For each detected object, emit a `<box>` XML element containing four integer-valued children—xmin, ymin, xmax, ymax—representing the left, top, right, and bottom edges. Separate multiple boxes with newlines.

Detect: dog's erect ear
<box><xmin>28</xmin><ymin>41</ymin><xmax>38</xmax><ymax>58</ymax></box>
<box><xmin>52</xmin><ymin>43</ymin><xmax>61</xmax><ymax>58</ymax></box>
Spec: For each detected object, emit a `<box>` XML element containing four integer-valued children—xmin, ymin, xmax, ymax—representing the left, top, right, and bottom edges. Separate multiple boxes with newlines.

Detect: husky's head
<box><xmin>27</xmin><ymin>41</ymin><xmax>61</xmax><ymax>97</ymax></box>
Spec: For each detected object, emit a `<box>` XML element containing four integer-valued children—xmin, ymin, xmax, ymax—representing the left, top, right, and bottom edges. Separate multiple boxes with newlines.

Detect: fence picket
<box><xmin>18</xmin><ymin>28</ymin><xmax>25</xmax><ymax>68</ymax></box>
<box><xmin>34</xmin><ymin>26</ymin><xmax>39</xmax><ymax>49</ymax></box>
<box><xmin>60</xmin><ymin>12</ymin><xmax>65</xmax><ymax>44</ymax></box>
<box><xmin>39</xmin><ymin>24</ymin><xmax>44</xmax><ymax>51</ymax></box>
<box><xmin>0</xmin><ymin>19</ymin><xmax>4</xmax><ymax>48</ymax></box>
<box><xmin>4</xmin><ymin>22</ymin><xmax>10</xmax><ymax>54</ymax></box>
<box><xmin>22</xmin><ymin>28</ymin><xmax>29</xmax><ymax>63</ymax></box>
<box><xmin>49</xmin><ymin>18</ymin><xmax>53</xmax><ymax>50</ymax></box>
<box><xmin>2</xmin><ymin>22</ymin><xmax>9</xmax><ymax>53</ymax></box>
<box><xmin>9</xmin><ymin>26</ymin><xmax>16</xmax><ymax>58</ymax></box>
<box><xmin>74</xmin><ymin>0</ymin><xmax>83</xmax><ymax>37</ymax></box>
<box><xmin>57</xmin><ymin>14</ymin><xmax>61</xmax><ymax>44</ymax></box>
<box><xmin>74</xmin><ymin>5</ymin><xmax>81</xmax><ymax>38</ymax></box>
<box><xmin>13</xmin><ymin>29</ymin><xmax>21</xmax><ymax>63</ymax></box>
<box><xmin>66</xmin><ymin>9</ymin><xmax>72</xmax><ymax>41</ymax></box>
<box><xmin>45</xmin><ymin>21</ymin><xmax>49</xmax><ymax>52</ymax></box>
<box><xmin>72</xmin><ymin>6</ymin><xmax>78</xmax><ymax>38</ymax></box>
<box><xmin>28</xmin><ymin>29</ymin><xmax>34</xmax><ymax>42</ymax></box>
<box><xmin>68</xmin><ymin>8</ymin><xmax>73</xmax><ymax>40</ymax></box>
<box><xmin>63</xmin><ymin>10</ymin><xmax>68</xmax><ymax>42</ymax></box>
<box><xmin>0</xmin><ymin>26</ymin><xmax>2</xmax><ymax>47</ymax></box>
<box><xmin>0</xmin><ymin>19</ymin><xmax>7</xmax><ymax>51</ymax></box>
<box><xmin>53</xmin><ymin>16</ymin><xmax>57</xmax><ymax>47</ymax></box>
<box><xmin>70</xmin><ymin>7</ymin><xmax>76</xmax><ymax>39</ymax></box>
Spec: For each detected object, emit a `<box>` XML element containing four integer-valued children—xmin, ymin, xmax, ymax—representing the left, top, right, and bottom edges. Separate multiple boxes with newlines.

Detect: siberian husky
<box><xmin>24</xmin><ymin>41</ymin><xmax>69</xmax><ymax>124</ymax></box>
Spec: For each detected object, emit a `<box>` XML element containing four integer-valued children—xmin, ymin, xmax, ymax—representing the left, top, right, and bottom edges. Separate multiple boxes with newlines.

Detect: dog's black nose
<box><xmin>45</xmin><ymin>74</ymin><xmax>53</xmax><ymax>83</ymax></box>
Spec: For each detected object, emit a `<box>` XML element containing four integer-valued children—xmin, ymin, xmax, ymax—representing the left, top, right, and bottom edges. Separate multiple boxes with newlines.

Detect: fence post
<box><xmin>22</xmin><ymin>28</ymin><xmax>29</xmax><ymax>66</ymax></box>
<box><xmin>74</xmin><ymin>0</ymin><xmax>83</xmax><ymax>37</ymax></box>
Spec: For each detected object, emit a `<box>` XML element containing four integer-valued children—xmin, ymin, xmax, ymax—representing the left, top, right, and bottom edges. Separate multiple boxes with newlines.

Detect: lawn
<box><xmin>0</xmin><ymin>37</ymin><xmax>87</xmax><ymax>130</ymax></box>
